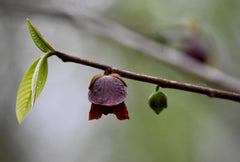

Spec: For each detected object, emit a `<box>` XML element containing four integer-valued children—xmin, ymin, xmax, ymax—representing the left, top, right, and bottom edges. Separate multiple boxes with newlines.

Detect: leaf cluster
<box><xmin>16</xmin><ymin>19</ymin><xmax>56</xmax><ymax>124</ymax></box>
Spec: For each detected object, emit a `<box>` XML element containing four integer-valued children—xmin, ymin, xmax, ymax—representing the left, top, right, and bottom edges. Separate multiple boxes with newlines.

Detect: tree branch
<box><xmin>1</xmin><ymin>3</ymin><xmax>240</xmax><ymax>92</ymax></box>
<box><xmin>55</xmin><ymin>51</ymin><xmax>240</xmax><ymax>102</ymax></box>
<box><xmin>63</xmin><ymin>7</ymin><xmax>240</xmax><ymax>93</ymax></box>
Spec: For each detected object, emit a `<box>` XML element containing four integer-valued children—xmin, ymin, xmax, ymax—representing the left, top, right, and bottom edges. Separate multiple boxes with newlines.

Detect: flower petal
<box><xmin>88</xmin><ymin>76</ymin><xmax>128</xmax><ymax>106</ymax></box>
<box><xmin>112</xmin><ymin>102</ymin><xmax>129</xmax><ymax>120</ymax></box>
<box><xmin>89</xmin><ymin>102</ymin><xmax>129</xmax><ymax>120</ymax></box>
<box><xmin>89</xmin><ymin>104</ymin><xmax>103</xmax><ymax>120</ymax></box>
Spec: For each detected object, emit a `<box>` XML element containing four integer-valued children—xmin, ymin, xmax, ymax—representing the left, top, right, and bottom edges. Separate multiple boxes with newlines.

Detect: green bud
<box><xmin>148</xmin><ymin>90</ymin><xmax>167</xmax><ymax>114</ymax></box>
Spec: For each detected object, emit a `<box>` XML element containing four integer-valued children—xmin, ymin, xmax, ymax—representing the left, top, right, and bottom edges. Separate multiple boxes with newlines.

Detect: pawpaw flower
<box><xmin>88</xmin><ymin>73</ymin><xmax>129</xmax><ymax>120</ymax></box>
<box><xmin>184</xmin><ymin>38</ymin><xmax>208</xmax><ymax>63</ymax></box>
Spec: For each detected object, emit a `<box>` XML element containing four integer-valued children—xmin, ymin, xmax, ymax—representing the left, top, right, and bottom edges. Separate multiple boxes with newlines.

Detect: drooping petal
<box><xmin>89</xmin><ymin>102</ymin><xmax>129</xmax><ymax>120</ymax></box>
<box><xmin>99</xmin><ymin>102</ymin><xmax>129</xmax><ymax>120</ymax></box>
<box><xmin>89</xmin><ymin>104</ymin><xmax>103</xmax><ymax>120</ymax></box>
<box><xmin>112</xmin><ymin>102</ymin><xmax>129</xmax><ymax>120</ymax></box>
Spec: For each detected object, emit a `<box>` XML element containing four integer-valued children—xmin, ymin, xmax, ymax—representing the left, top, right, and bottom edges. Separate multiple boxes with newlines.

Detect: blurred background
<box><xmin>1</xmin><ymin>0</ymin><xmax>240</xmax><ymax>161</ymax></box>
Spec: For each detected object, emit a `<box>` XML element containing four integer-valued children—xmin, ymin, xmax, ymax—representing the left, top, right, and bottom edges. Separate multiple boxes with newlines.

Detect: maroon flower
<box><xmin>88</xmin><ymin>73</ymin><xmax>129</xmax><ymax>120</ymax></box>
<box><xmin>184</xmin><ymin>38</ymin><xmax>208</xmax><ymax>63</ymax></box>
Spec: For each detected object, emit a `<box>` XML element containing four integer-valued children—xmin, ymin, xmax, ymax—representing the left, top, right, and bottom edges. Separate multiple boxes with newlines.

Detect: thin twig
<box><xmin>1</xmin><ymin>4</ymin><xmax>240</xmax><ymax>92</ymax></box>
<box><xmin>55</xmin><ymin>51</ymin><xmax>240</xmax><ymax>102</ymax></box>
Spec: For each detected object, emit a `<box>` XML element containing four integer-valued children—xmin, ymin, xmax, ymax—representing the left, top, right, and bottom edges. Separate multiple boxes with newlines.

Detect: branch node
<box><xmin>104</xmin><ymin>67</ymin><xmax>112</xmax><ymax>75</ymax></box>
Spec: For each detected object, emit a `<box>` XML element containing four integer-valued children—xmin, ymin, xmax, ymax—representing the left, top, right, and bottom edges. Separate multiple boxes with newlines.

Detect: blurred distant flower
<box><xmin>183</xmin><ymin>38</ymin><xmax>208</xmax><ymax>63</ymax></box>
<box><xmin>152</xmin><ymin>19</ymin><xmax>214</xmax><ymax>64</ymax></box>
<box><xmin>88</xmin><ymin>73</ymin><xmax>129</xmax><ymax>120</ymax></box>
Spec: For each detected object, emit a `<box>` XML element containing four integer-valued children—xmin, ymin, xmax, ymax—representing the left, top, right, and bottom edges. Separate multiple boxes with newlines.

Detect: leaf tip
<box><xmin>16</xmin><ymin>112</ymin><xmax>24</xmax><ymax>124</ymax></box>
<box><xmin>26</xmin><ymin>18</ymin><xmax>32</xmax><ymax>26</ymax></box>
<box><xmin>26</xmin><ymin>18</ymin><xmax>56</xmax><ymax>53</ymax></box>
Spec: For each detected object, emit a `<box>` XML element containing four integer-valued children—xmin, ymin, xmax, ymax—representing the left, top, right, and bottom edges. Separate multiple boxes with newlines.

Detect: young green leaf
<box><xmin>32</xmin><ymin>53</ymin><xmax>49</xmax><ymax>105</ymax></box>
<box><xmin>16</xmin><ymin>58</ymin><xmax>40</xmax><ymax>124</ymax></box>
<box><xmin>27</xmin><ymin>19</ymin><xmax>55</xmax><ymax>53</ymax></box>
<box><xmin>16</xmin><ymin>53</ymin><xmax>50</xmax><ymax>124</ymax></box>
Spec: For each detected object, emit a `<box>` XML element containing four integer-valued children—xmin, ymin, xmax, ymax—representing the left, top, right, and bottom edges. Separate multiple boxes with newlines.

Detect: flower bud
<box><xmin>148</xmin><ymin>90</ymin><xmax>167</xmax><ymax>114</ymax></box>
